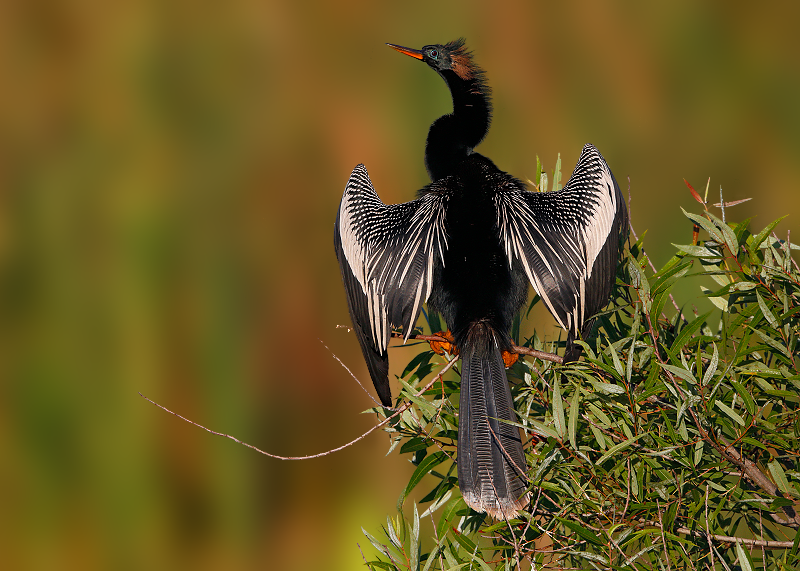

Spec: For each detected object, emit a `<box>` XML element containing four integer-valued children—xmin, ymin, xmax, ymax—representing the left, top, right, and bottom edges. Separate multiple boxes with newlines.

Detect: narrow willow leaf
<box><xmin>669</xmin><ymin>311</ymin><xmax>711</xmax><ymax>356</ymax></box>
<box><xmin>706</xmin><ymin>210</ymin><xmax>739</xmax><ymax>254</ymax></box>
<box><xmin>399</xmin><ymin>452</ymin><xmax>447</xmax><ymax>508</ymax></box>
<box><xmin>450</xmin><ymin>528</ymin><xmax>478</xmax><ymax>555</ymax></box>
<box><xmin>591</xmin><ymin>379</ymin><xmax>626</xmax><ymax>395</ymax></box>
<box><xmin>624</xmin><ymin>544</ymin><xmax>659</xmax><ymax>567</ymax></box>
<box><xmin>595</xmin><ymin>433</ymin><xmax>649</xmax><ymax>466</ymax></box>
<box><xmin>677</xmin><ymin>418</ymin><xmax>689</xmax><ymax>441</ymax></box>
<box><xmin>571</xmin><ymin>551</ymin><xmax>610</xmax><ymax>565</ymax></box>
<box><xmin>660</xmin><ymin>363</ymin><xmax>699</xmax><ymax>385</ymax></box>
<box><xmin>410</xmin><ymin>504</ymin><xmax>420</xmax><ymax>571</ymax></box>
<box><xmin>590</xmin><ymin>424</ymin><xmax>606</xmax><ymax>449</ymax></box>
<box><xmin>694</xmin><ymin>440</ymin><xmax>704</xmax><ymax>466</ymax></box>
<box><xmin>756</xmin><ymin>290</ymin><xmax>778</xmax><ymax>327</ymax></box>
<box><xmin>557</xmin><ymin>517</ymin><xmax>604</xmax><ymax>546</ymax></box>
<box><xmin>532</xmin><ymin>420</ymin><xmax>560</xmax><ymax>441</ymax></box>
<box><xmin>628</xmin><ymin>258</ymin><xmax>642</xmax><ymax>288</ymax></box>
<box><xmin>466</xmin><ymin>550</ymin><xmax>493</xmax><ymax>571</ymax></box>
<box><xmin>607</xmin><ymin>339</ymin><xmax>624</xmax><ymax>378</ymax></box>
<box><xmin>701</xmin><ymin>285</ymin><xmax>729</xmax><ymax>311</ymax></box>
<box><xmin>702</xmin><ymin>342</ymin><xmax>719</xmax><ymax>386</ymax></box>
<box><xmin>681</xmin><ymin>207</ymin><xmax>723</xmax><ymax>242</ymax></box>
<box><xmin>553</xmin><ymin>153</ymin><xmax>562</xmax><ymax>191</ymax></box>
<box><xmin>420</xmin><ymin>490</ymin><xmax>452</xmax><ymax>518</ymax></box>
<box><xmin>386</xmin><ymin>516</ymin><xmax>402</xmax><ymax>550</ymax></box>
<box><xmin>768</xmin><ymin>460</ymin><xmax>797</xmax><ymax>497</ymax></box>
<box><xmin>750</xmin><ymin>326</ymin><xmax>790</xmax><ymax>358</ymax></box>
<box><xmin>362</xmin><ymin>527</ymin><xmax>390</xmax><ymax>557</ymax></box>
<box><xmin>553</xmin><ymin>377</ymin><xmax>565</xmax><ymax>438</ymax></box>
<box><xmin>627</xmin><ymin>303</ymin><xmax>641</xmax><ymax>382</ymax></box>
<box><xmin>730</xmin><ymin>281</ymin><xmax>757</xmax><ymax>292</ymax></box>
<box><xmin>569</xmin><ymin>388</ymin><xmax>580</xmax><ymax>449</ymax></box>
<box><xmin>750</xmin><ymin>216</ymin><xmax>787</xmax><ymax>249</ymax></box>
<box><xmin>436</xmin><ymin>497</ymin><xmax>466</xmax><ymax>539</ymax></box>
<box><xmin>673</xmin><ymin>243</ymin><xmax>720</xmax><ymax>257</ymax></box>
<box><xmin>587</xmin><ymin>402</ymin><xmax>612</xmax><ymax>426</ymax></box>
<box><xmin>735</xmin><ymin>541</ymin><xmax>755</xmax><ymax>571</ymax></box>
<box><xmin>386</xmin><ymin>436</ymin><xmax>403</xmax><ymax>456</ymax></box>
<box><xmin>730</xmin><ymin>380</ymin><xmax>755</xmax><ymax>416</ymax></box>
<box><xmin>715</xmin><ymin>400</ymin><xmax>745</xmax><ymax>426</ymax></box>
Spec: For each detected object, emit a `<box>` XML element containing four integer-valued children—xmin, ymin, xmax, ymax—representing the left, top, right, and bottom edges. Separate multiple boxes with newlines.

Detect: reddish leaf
<box><xmin>684</xmin><ymin>179</ymin><xmax>704</xmax><ymax>204</ymax></box>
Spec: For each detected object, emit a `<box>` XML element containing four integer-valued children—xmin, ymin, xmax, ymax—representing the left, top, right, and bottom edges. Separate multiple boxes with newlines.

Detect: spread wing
<box><xmin>495</xmin><ymin>144</ymin><xmax>628</xmax><ymax>355</ymax></box>
<box><xmin>334</xmin><ymin>164</ymin><xmax>448</xmax><ymax>406</ymax></box>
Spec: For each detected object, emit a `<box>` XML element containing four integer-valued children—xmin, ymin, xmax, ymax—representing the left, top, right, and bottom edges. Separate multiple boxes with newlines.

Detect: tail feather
<box><xmin>458</xmin><ymin>343</ymin><xmax>530</xmax><ymax>519</ymax></box>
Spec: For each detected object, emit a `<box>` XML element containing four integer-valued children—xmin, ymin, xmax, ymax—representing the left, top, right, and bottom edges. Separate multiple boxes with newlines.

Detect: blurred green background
<box><xmin>2</xmin><ymin>1</ymin><xmax>799</xmax><ymax>569</ymax></box>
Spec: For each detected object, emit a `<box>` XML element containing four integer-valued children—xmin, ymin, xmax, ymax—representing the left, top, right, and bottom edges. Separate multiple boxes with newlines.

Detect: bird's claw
<box><xmin>429</xmin><ymin>330</ymin><xmax>458</xmax><ymax>356</ymax></box>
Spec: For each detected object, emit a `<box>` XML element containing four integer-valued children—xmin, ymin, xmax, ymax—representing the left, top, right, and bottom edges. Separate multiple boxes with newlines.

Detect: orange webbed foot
<box><xmin>501</xmin><ymin>350</ymin><xmax>519</xmax><ymax>368</ymax></box>
<box><xmin>429</xmin><ymin>330</ymin><xmax>458</xmax><ymax>356</ymax></box>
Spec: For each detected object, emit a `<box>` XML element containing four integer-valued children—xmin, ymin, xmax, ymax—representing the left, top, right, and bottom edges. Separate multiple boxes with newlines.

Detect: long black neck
<box><xmin>425</xmin><ymin>68</ymin><xmax>492</xmax><ymax>181</ymax></box>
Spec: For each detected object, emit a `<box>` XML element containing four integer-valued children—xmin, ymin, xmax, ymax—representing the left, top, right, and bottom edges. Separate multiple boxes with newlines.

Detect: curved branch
<box><xmin>139</xmin><ymin>354</ymin><xmax>460</xmax><ymax>461</ymax></box>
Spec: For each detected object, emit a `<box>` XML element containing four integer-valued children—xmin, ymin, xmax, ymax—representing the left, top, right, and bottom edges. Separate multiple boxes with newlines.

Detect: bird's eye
<box><xmin>429</xmin><ymin>49</ymin><xmax>439</xmax><ymax>60</ymax></box>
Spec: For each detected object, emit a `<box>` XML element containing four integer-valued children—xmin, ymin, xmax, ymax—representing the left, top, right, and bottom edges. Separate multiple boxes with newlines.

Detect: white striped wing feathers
<box><xmin>336</xmin><ymin>164</ymin><xmax>448</xmax><ymax>353</ymax></box>
<box><xmin>495</xmin><ymin>144</ymin><xmax>622</xmax><ymax>336</ymax></box>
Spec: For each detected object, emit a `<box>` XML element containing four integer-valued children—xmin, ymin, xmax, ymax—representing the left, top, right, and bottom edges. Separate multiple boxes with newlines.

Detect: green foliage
<box><xmin>361</xmin><ymin>190</ymin><xmax>800</xmax><ymax>570</ymax></box>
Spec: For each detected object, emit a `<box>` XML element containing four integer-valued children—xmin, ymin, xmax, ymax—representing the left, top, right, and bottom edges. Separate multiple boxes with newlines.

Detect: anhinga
<box><xmin>334</xmin><ymin>39</ymin><xmax>628</xmax><ymax>519</ymax></box>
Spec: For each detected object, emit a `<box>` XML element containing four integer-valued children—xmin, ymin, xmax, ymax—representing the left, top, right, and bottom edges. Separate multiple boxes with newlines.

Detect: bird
<box><xmin>333</xmin><ymin>39</ymin><xmax>628</xmax><ymax>520</ymax></box>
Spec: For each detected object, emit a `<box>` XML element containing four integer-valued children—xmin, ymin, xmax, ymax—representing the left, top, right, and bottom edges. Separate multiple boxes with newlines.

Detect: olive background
<box><xmin>2</xmin><ymin>1</ymin><xmax>799</xmax><ymax>569</ymax></box>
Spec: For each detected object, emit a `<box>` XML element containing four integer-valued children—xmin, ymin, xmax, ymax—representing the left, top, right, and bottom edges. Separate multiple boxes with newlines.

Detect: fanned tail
<box><xmin>457</xmin><ymin>327</ymin><xmax>530</xmax><ymax>519</ymax></box>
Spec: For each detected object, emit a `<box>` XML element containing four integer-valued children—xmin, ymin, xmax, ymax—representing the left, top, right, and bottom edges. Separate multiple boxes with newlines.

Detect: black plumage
<box><xmin>334</xmin><ymin>39</ymin><xmax>628</xmax><ymax>519</ymax></box>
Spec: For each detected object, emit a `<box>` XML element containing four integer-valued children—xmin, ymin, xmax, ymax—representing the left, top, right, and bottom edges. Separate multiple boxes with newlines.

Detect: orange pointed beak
<box><xmin>386</xmin><ymin>43</ymin><xmax>424</xmax><ymax>60</ymax></box>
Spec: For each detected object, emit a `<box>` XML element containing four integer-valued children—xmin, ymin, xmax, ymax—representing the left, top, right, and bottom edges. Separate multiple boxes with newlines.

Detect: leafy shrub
<box><xmin>360</xmin><ymin>182</ymin><xmax>800</xmax><ymax>570</ymax></box>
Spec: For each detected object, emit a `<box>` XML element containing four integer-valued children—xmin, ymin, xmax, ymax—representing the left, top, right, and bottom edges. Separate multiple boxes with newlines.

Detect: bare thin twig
<box><xmin>319</xmin><ymin>338</ymin><xmax>381</xmax><ymax>407</ymax></box>
<box><xmin>139</xmin><ymin>354</ymin><xmax>459</xmax><ymax>461</ymax></box>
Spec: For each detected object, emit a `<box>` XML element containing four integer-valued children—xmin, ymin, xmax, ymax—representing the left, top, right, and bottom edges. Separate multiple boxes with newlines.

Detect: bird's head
<box><xmin>387</xmin><ymin>39</ymin><xmax>478</xmax><ymax>81</ymax></box>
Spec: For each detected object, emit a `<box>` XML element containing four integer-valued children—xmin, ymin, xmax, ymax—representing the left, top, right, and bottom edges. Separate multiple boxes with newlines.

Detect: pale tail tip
<box><xmin>462</xmin><ymin>491</ymin><xmax>531</xmax><ymax>520</ymax></box>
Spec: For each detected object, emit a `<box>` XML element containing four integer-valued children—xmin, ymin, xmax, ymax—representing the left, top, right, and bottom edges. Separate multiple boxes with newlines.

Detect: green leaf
<box><xmin>553</xmin><ymin>153</ymin><xmax>562</xmax><ymax>191</ymax></box>
<box><xmin>681</xmin><ymin>207</ymin><xmax>723</xmax><ymax>242</ymax></box>
<box><xmin>399</xmin><ymin>452</ymin><xmax>447</xmax><ymax>509</ymax></box>
<box><xmin>553</xmin><ymin>376</ymin><xmax>565</xmax><ymax>438</ymax></box>
<box><xmin>590</xmin><ymin>379</ymin><xmax>626</xmax><ymax>395</ymax></box>
<box><xmin>362</xmin><ymin>527</ymin><xmax>390</xmax><ymax>557</ymax></box>
<box><xmin>715</xmin><ymin>400</ymin><xmax>745</xmax><ymax>426</ymax></box>
<box><xmin>556</xmin><ymin>517</ymin><xmax>604</xmax><ymax>546</ymax></box>
<box><xmin>702</xmin><ymin>342</ymin><xmax>719</xmax><ymax>386</ymax></box>
<box><xmin>669</xmin><ymin>311</ymin><xmax>711</xmax><ymax>357</ymax></box>
<box><xmin>750</xmin><ymin>216</ymin><xmax>787</xmax><ymax>249</ymax></box>
<box><xmin>769</xmin><ymin>460</ymin><xmax>798</xmax><ymax>497</ymax></box>
<box><xmin>532</xmin><ymin>420</ymin><xmax>560</xmax><ymax>441</ymax></box>
<box><xmin>749</xmin><ymin>326</ymin><xmax>791</xmax><ymax>359</ymax></box>
<box><xmin>569</xmin><ymin>387</ymin><xmax>580</xmax><ymax>450</ymax></box>
<box><xmin>706</xmin><ymin>210</ymin><xmax>739</xmax><ymax>254</ymax></box>
<box><xmin>735</xmin><ymin>541</ymin><xmax>755</xmax><ymax>571</ymax></box>
<box><xmin>607</xmin><ymin>339</ymin><xmax>624</xmax><ymax>378</ymax></box>
<box><xmin>756</xmin><ymin>290</ymin><xmax>778</xmax><ymax>328</ymax></box>
<box><xmin>730</xmin><ymin>380</ymin><xmax>755</xmax><ymax>416</ymax></box>
<box><xmin>595</xmin><ymin>432</ymin><xmax>649</xmax><ymax>466</ymax></box>
<box><xmin>436</xmin><ymin>496</ymin><xmax>466</xmax><ymax>539</ymax></box>
<box><xmin>659</xmin><ymin>363</ymin><xmax>699</xmax><ymax>385</ymax></box>
<box><xmin>450</xmin><ymin>528</ymin><xmax>478</xmax><ymax>555</ymax></box>
<box><xmin>410</xmin><ymin>504</ymin><xmax>420</xmax><ymax>571</ymax></box>
<box><xmin>701</xmin><ymin>285</ymin><xmax>729</xmax><ymax>311</ymax></box>
<box><xmin>420</xmin><ymin>490</ymin><xmax>452</xmax><ymax>518</ymax></box>
<box><xmin>672</xmin><ymin>243</ymin><xmax>721</xmax><ymax>257</ymax></box>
